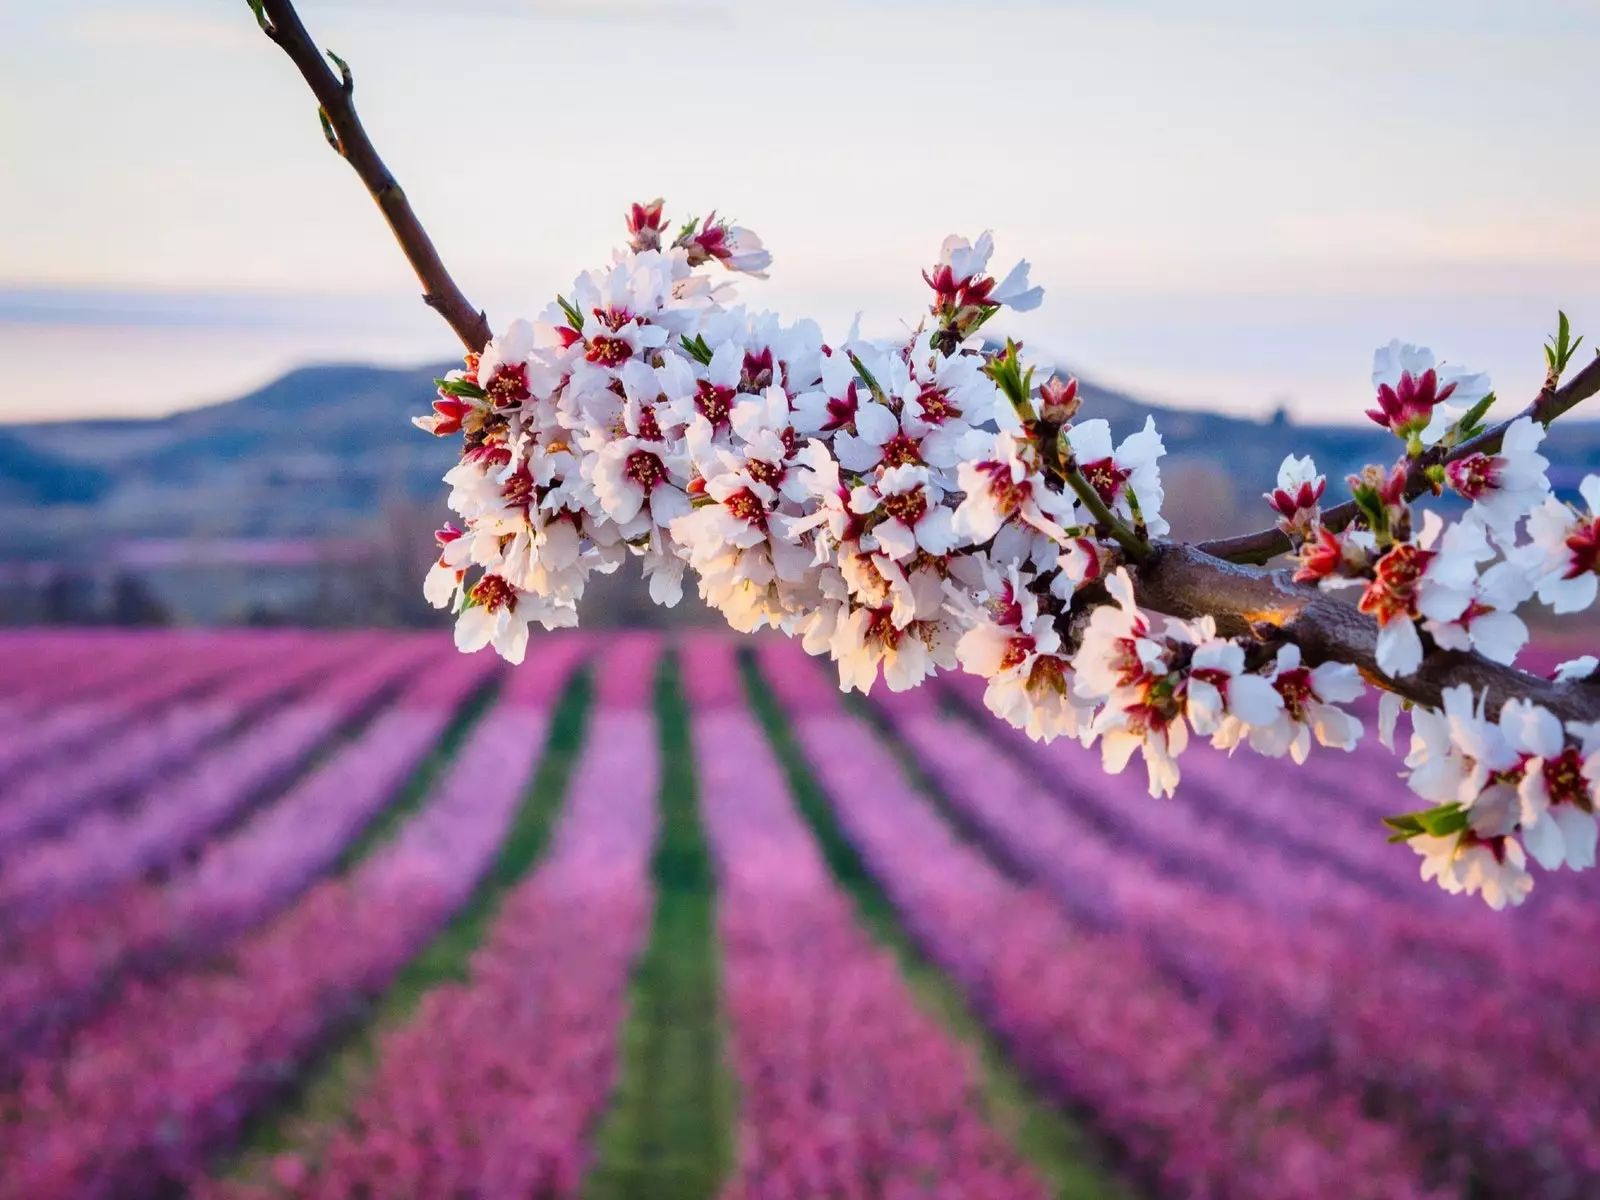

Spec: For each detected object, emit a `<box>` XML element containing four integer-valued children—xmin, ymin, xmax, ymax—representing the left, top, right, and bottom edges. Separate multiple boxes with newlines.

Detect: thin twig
<box><xmin>1062</xmin><ymin>464</ymin><xmax>1151</xmax><ymax>562</ymax></box>
<box><xmin>1200</xmin><ymin>351</ymin><xmax>1600</xmax><ymax>565</ymax></box>
<box><xmin>251</xmin><ymin>0</ymin><xmax>492</xmax><ymax>353</ymax></box>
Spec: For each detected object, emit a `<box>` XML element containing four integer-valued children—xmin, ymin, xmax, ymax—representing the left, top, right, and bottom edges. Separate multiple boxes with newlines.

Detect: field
<box><xmin>1</xmin><ymin>629</ymin><xmax>1597</xmax><ymax>1200</ymax></box>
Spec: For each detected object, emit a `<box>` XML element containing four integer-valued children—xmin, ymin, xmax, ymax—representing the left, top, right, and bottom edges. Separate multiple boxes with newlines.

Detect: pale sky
<box><xmin>2</xmin><ymin>0</ymin><xmax>1597</xmax><ymax>423</ymax></box>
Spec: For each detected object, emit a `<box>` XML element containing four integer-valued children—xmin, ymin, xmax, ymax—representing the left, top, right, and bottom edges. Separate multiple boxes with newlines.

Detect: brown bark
<box><xmin>253</xmin><ymin>0</ymin><xmax>492</xmax><ymax>354</ymax></box>
<box><xmin>1133</xmin><ymin>542</ymin><xmax>1600</xmax><ymax>723</ymax></box>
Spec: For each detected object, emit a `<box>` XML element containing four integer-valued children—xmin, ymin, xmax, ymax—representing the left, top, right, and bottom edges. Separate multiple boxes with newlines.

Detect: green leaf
<box><xmin>435</xmin><ymin>377</ymin><xmax>487</xmax><ymax>400</ymax></box>
<box><xmin>555</xmin><ymin>295</ymin><xmax>585</xmax><ymax>332</ymax></box>
<box><xmin>316</xmin><ymin>106</ymin><xmax>340</xmax><ymax>154</ymax></box>
<box><xmin>1454</xmin><ymin>391</ymin><xmax>1495</xmax><ymax>438</ymax></box>
<box><xmin>679</xmin><ymin>333</ymin><xmax>713</xmax><ymax>366</ymax></box>
<box><xmin>1382</xmin><ymin>802</ymin><xmax>1468</xmax><ymax>842</ymax></box>
<box><xmin>325</xmin><ymin>49</ymin><xmax>353</xmax><ymax>93</ymax></box>
<box><xmin>247</xmin><ymin>0</ymin><xmax>270</xmax><ymax>30</ymax></box>
<box><xmin>846</xmin><ymin>351</ymin><xmax>887</xmax><ymax>404</ymax></box>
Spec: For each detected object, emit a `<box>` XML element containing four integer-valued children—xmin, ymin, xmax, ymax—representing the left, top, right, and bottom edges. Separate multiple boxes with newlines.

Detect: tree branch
<box><xmin>1133</xmin><ymin>541</ymin><xmax>1600</xmax><ymax>723</ymax></box>
<box><xmin>1199</xmin><ymin>351</ymin><xmax>1600</xmax><ymax>565</ymax></box>
<box><xmin>252</xmin><ymin>0</ymin><xmax>492</xmax><ymax>354</ymax></box>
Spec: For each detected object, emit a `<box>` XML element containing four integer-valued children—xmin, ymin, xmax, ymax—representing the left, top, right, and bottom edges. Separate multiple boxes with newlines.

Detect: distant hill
<box><xmin>4</xmin><ymin>359</ymin><xmax>1599</xmax><ymax>563</ymax></box>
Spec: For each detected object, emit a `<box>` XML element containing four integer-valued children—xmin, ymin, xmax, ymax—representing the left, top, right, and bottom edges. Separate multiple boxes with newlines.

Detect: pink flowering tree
<box><xmin>251</xmin><ymin>0</ymin><xmax>1600</xmax><ymax>909</ymax></box>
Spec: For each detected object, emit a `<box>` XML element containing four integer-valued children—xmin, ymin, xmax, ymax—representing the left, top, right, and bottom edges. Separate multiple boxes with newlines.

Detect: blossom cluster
<box><xmin>416</xmin><ymin>201</ymin><xmax>1598</xmax><ymax>907</ymax></box>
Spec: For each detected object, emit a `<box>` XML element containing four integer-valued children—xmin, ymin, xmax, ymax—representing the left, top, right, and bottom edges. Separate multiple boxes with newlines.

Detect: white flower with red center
<box><xmin>1064</xmin><ymin>417</ymin><xmax>1169</xmax><ymax>538</ymax></box>
<box><xmin>1089</xmin><ymin>695</ymin><xmax>1188</xmax><ymax>800</ymax></box>
<box><xmin>1358</xmin><ymin>511</ymin><xmax>1490</xmax><ymax>677</ymax></box>
<box><xmin>1520</xmin><ymin>475</ymin><xmax>1600</xmax><ymax>613</ymax></box>
<box><xmin>1051</xmin><ymin>536</ymin><xmax>1113</xmax><ymax>600</ymax></box>
<box><xmin>476</xmin><ymin>319</ymin><xmax>538</xmax><ymax>411</ymax></box>
<box><xmin>589</xmin><ymin>422</ymin><xmax>691</xmax><ymax>532</ymax></box>
<box><xmin>1421</xmin><ymin>557</ymin><xmax>1532</xmax><ymax>666</ymax></box>
<box><xmin>1071</xmin><ymin>569</ymin><xmax>1162</xmax><ymax>701</ymax></box>
<box><xmin>678</xmin><ymin>211</ymin><xmax>772</xmax><ymax>278</ymax></box>
<box><xmin>1367</xmin><ymin>339</ymin><xmax>1491</xmax><ymax>446</ymax></box>
<box><xmin>1264</xmin><ymin>454</ymin><xmax>1326</xmax><ymax>543</ymax></box>
<box><xmin>422</xmin><ymin>523</ymin><xmax>473</xmax><ymax>610</ymax></box>
<box><xmin>952</xmin><ymin>432</ymin><xmax>1075</xmax><ymax>545</ymax></box>
<box><xmin>1498</xmin><ymin>699</ymin><xmax>1598</xmax><ymax>872</ymax></box>
<box><xmin>923</xmin><ymin>231</ymin><xmax>1044</xmax><ymax>315</ymax></box>
<box><xmin>951</xmin><ymin>567</ymin><xmax>1089</xmax><ymax>742</ymax></box>
<box><xmin>1404</xmin><ymin>684</ymin><xmax>1519</xmax><ymax>809</ymax></box>
<box><xmin>668</xmin><ymin>439</ymin><xmax>816</xmax><ymax>632</ymax></box>
<box><xmin>1214</xmin><ymin>644</ymin><xmax>1364</xmax><ymax>762</ymax></box>
<box><xmin>901</xmin><ymin>333</ymin><xmax>1006</xmax><ymax>465</ymax></box>
<box><xmin>1180</xmin><ymin>627</ymin><xmax>1285</xmax><ymax>739</ymax></box>
<box><xmin>830</xmin><ymin>570</ymin><xmax>959</xmax><ymax>694</ymax></box>
<box><xmin>1293</xmin><ymin>525</ymin><xmax>1376</xmax><ymax>590</ymax></box>
<box><xmin>452</xmin><ymin>573</ymin><xmax>573</xmax><ymax>665</ymax></box>
<box><xmin>1444</xmin><ymin>417</ymin><xmax>1550</xmax><ymax>535</ymax></box>
<box><xmin>827</xmin><ymin>350</ymin><xmax>925</xmax><ymax>475</ymax></box>
<box><xmin>849</xmin><ymin>464</ymin><xmax>958</xmax><ymax>562</ymax></box>
<box><xmin>1070</xmin><ymin>570</ymin><xmax>1191</xmax><ymax>796</ymax></box>
<box><xmin>790</xmin><ymin>347</ymin><xmax>864</xmax><ymax>439</ymax></box>
<box><xmin>1411</xmin><ymin>828</ymin><xmax>1533</xmax><ymax>910</ymax></box>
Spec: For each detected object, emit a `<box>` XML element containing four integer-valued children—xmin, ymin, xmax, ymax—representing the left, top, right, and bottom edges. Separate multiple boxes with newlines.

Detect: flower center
<box><xmin>878</xmin><ymin>432</ymin><xmax>923</xmax><ymax>469</ymax></box>
<box><xmin>1274</xmin><ymin>667</ymin><xmax>1316</xmax><ymax>721</ymax></box>
<box><xmin>1028</xmin><ymin>655</ymin><xmax>1068</xmax><ymax>695</ymax></box>
<box><xmin>469</xmin><ymin>574</ymin><xmax>517</xmax><ymax>613</ymax></box>
<box><xmin>485</xmin><ymin>362</ymin><xmax>530</xmax><ymax>408</ymax></box>
<box><xmin>724</xmin><ymin>487</ymin><xmax>767</xmax><ymax>524</ymax></box>
<box><xmin>696</xmin><ymin>380</ymin><xmax>734</xmax><ymax>429</ymax></box>
<box><xmin>823</xmin><ymin>382</ymin><xmax>859</xmax><ymax>432</ymax></box>
<box><xmin>1544</xmin><ymin>748</ymin><xmax>1593</xmax><ymax>811</ymax></box>
<box><xmin>501</xmin><ymin>466</ymin><xmax>536</xmax><ymax>509</ymax></box>
<box><xmin>879</xmin><ymin>487</ymin><xmax>928</xmax><ymax>528</ymax></box>
<box><xmin>624</xmin><ymin>450</ymin><xmax>667</xmax><ymax>493</ymax></box>
<box><xmin>1080</xmin><ymin>456</ymin><xmax>1130</xmax><ymax>502</ymax></box>
<box><xmin>586</xmin><ymin>336</ymin><xmax>633</xmax><ymax>367</ymax></box>
<box><xmin>916</xmin><ymin>384</ymin><xmax>960</xmax><ymax>425</ymax></box>
<box><xmin>978</xmin><ymin>461</ymin><xmax>1030</xmax><ymax>519</ymax></box>
<box><xmin>1359</xmin><ymin>543</ymin><xmax>1433</xmax><ymax>625</ymax></box>
<box><xmin>1565</xmin><ymin>518</ymin><xmax>1600</xmax><ymax>579</ymax></box>
<box><xmin>999</xmin><ymin>635</ymin><xmax>1035</xmax><ymax>672</ymax></box>
<box><xmin>636</xmin><ymin>405</ymin><xmax>663</xmax><ymax>443</ymax></box>
<box><xmin>742</xmin><ymin>347</ymin><xmax>774</xmax><ymax>391</ymax></box>
<box><xmin>747</xmin><ymin>459</ymin><xmax>786</xmax><ymax>492</ymax></box>
<box><xmin>1445</xmin><ymin>453</ymin><xmax>1501</xmax><ymax>500</ymax></box>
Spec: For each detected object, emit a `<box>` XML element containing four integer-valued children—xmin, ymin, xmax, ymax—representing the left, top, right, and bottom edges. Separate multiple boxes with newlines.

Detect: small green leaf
<box><xmin>1383</xmin><ymin>802</ymin><xmax>1468</xmax><ymax>841</ymax></box>
<box><xmin>435</xmin><ymin>377</ymin><xmax>487</xmax><ymax>400</ymax></box>
<box><xmin>316</xmin><ymin>106</ymin><xmax>340</xmax><ymax>154</ymax></box>
<box><xmin>555</xmin><ymin>295</ymin><xmax>585</xmax><ymax>332</ymax></box>
<box><xmin>325</xmin><ymin>49</ymin><xmax>353</xmax><ymax>93</ymax></box>
<box><xmin>1454</xmin><ymin>391</ymin><xmax>1496</xmax><ymax>439</ymax></box>
<box><xmin>679</xmin><ymin>333</ymin><xmax>714</xmax><ymax>366</ymax></box>
<box><xmin>846</xmin><ymin>351</ymin><xmax>887</xmax><ymax>404</ymax></box>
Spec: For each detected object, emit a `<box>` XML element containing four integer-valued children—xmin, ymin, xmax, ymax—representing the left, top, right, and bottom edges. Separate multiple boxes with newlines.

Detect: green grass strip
<box><xmin>223</xmin><ymin>668</ymin><xmax>594</xmax><ymax>1174</ymax></box>
<box><xmin>739</xmin><ymin>647</ymin><xmax>1135</xmax><ymax>1200</ymax></box>
<box><xmin>585</xmin><ymin>653</ymin><xmax>735</xmax><ymax>1200</ymax></box>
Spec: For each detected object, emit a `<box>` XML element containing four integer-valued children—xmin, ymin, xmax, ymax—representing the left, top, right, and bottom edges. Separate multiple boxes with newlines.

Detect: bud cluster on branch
<box><xmin>248</xmin><ymin>0</ymin><xmax>1600</xmax><ymax>910</ymax></box>
<box><xmin>413</xmin><ymin>203</ymin><xmax>1600</xmax><ymax>909</ymax></box>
